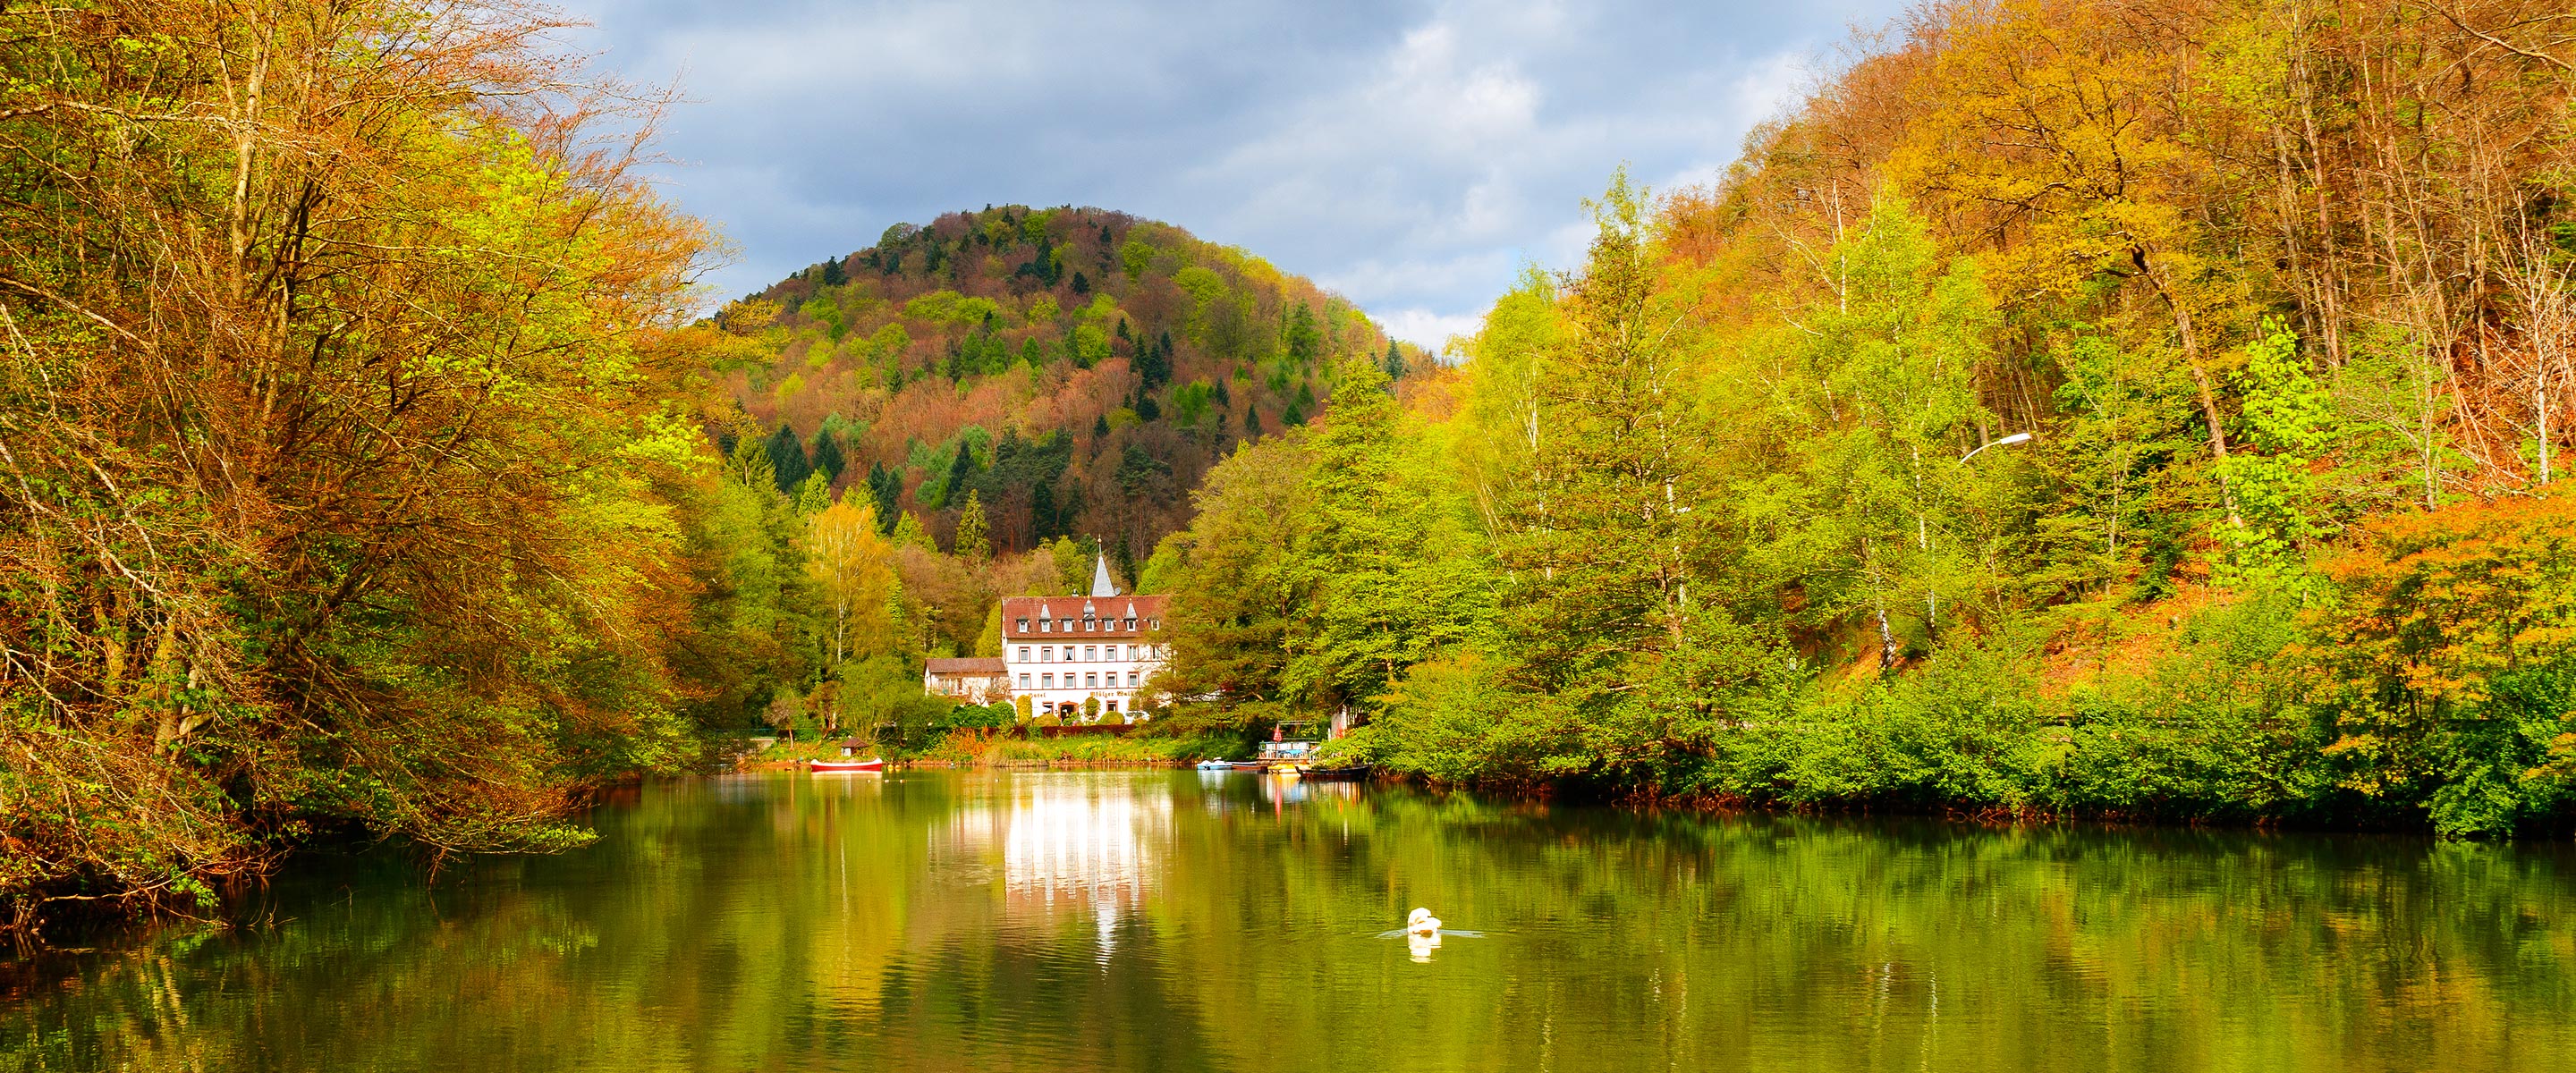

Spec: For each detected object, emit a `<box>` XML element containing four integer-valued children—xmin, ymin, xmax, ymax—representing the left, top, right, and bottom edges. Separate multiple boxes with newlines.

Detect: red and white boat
<box><xmin>809</xmin><ymin>757</ymin><xmax>885</xmax><ymax>773</ymax></box>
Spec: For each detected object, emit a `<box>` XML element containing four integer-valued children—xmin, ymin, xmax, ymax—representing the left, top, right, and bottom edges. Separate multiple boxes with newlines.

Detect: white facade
<box><xmin>1001</xmin><ymin>558</ymin><xmax>1169</xmax><ymax>720</ymax></box>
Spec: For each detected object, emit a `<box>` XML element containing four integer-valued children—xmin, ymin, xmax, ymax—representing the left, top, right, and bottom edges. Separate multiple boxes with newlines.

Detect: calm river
<box><xmin>7</xmin><ymin>770</ymin><xmax>2576</xmax><ymax>1071</ymax></box>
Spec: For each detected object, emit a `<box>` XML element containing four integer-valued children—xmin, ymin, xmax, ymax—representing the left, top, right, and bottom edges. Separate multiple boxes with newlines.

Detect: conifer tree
<box><xmin>811</xmin><ymin>427</ymin><xmax>847</xmax><ymax>483</ymax></box>
<box><xmin>1031</xmin><ymin>480</ymin><xmax>1061</xmax><ymax>539</ymax></box>
<box><xmin>766</xmin><ymin>423</ymin><xmax>812</xmax><ymax>494</ymax></box>
<box><xmin>891</xmin><ymin>511</ymin><xmax>934</xmax><ymax>551</ymax></box>
<box><xmin>944</xmin><ymin>441</ymin><xmax>977</xmax><ymax>507</ymax></box>
<box><xmin>867</xmin><ymin>461</ymin><xmax>901</xmax><ymax>536</ymax></box>
<box><xmin>792</xmin><ymin>470</ymin><xmax>833</xmax><ymax>516</ymax></box>
<box><xmin>730</xmin><ymin>434</ymin><xmax>778</xmax><ymax>492</ymax></box>
<box><xmin>1280</xmin><ymin>359</ymin><xmax>1462</xmax><ymax>711</ymax></box>
<box><xmin>1284</xmin><ymin>303</ymin><xmax>1322</xmax><ymax>367</ymax></box>
<box><xmin>954</xmin><ymin>490</ymin><xmax>993</xmax><ymax>562</ymax></box>
<box><xmin>1137</xmin><ymin>329</ymin><xmax>1174</xmax><ymax>389</ymax></box>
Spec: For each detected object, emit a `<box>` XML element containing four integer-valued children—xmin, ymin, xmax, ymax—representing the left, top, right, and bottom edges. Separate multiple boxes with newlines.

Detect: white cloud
<box><xmin>555</xmin><ymin>0</ymin><xmax>1915</xmax><ymax>326</ymax></box>
<box><xmin>1372</xmin><ymin>308</ymin><xmax>1488</xmax><ymax>350</ymax></box>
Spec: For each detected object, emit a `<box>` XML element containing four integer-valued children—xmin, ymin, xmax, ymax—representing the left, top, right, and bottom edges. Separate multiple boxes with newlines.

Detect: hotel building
<box><xmin>1000</xmin><ymin>555</ymin><xmax>1170</xmax><ymax>720</ymax></box>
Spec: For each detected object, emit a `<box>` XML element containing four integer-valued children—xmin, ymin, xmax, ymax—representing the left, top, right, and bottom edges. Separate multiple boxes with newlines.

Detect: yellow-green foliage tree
<box><xmin>1154</xmin><ymin>0</ymin><xmax>2576</xmax><ymax>836</ymax></box>
<box><xmin>0</xmin><ymin>0</ymin><xmax>728</xmax><ymax>934</ymax></box>
<box><xmin>807</xmin><ymin>497</ymin><xmax>898</xmax><ymax>665</ymax></box>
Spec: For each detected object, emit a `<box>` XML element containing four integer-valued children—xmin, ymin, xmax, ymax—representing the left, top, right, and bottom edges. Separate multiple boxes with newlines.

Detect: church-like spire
<box><xmin>1089</xmin><ymin>553</ymin><xmax>1118</xmax><ymax>597</ymax></box>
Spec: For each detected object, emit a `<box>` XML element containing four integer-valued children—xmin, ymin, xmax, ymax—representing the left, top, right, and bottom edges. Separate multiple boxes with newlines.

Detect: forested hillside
<box><xmin>703</xmin><ymin>206</ymin><xmax>1417</xmax><ymax>568</ymax></box>
<box><xmin>1148</xmin><ymin>0</ymin><xmax>2576</xmax><ymax>839</ymax></box>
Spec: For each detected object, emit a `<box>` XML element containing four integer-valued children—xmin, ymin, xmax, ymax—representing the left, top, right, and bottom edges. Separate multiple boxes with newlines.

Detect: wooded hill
<box><xmin>1148</xmin><ymin>0</ymin><xmax>2576</xmax><ymax>840</ymax></box>
<box><xmin>704</xmin><ymin>206</ymin><xmax>1419</xmax><ymax>570</ymax></box>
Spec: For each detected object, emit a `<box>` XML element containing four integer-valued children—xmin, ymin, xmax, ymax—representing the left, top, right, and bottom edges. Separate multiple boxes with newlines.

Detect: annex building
<box><xmin>997</xmin><ymin>555</ymin><xmax>1170</xmax><ymax>721</ymax></box>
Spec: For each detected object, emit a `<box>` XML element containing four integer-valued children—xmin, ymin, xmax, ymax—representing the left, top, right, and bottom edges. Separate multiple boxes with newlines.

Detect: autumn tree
<box><xmin>0</xmin><ymin>0</ymin><xmax>717</xmax><ymax>931</ymax></box>
<box><xmin>807</xmin><ymin>498</ymin><xmax>897</xmax><ymax>665</ymax></box>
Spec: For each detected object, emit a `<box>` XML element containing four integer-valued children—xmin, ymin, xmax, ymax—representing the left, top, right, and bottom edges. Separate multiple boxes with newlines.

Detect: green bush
<box><xmin>949</xmin><ymin>702</ymin><xmax>1012</xmax><ymax>731</ymax></box>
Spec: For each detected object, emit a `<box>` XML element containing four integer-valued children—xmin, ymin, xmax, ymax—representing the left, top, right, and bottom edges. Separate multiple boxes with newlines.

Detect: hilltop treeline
<box><xmin>708</xmin><ymin>205</ymin><xmax>1419</xmax><ymax>566</ymax></box>
<box><xmin>1149</xmin><ymin>0</ymin><xmax>2576</xmax><ymax>838</ymax></box>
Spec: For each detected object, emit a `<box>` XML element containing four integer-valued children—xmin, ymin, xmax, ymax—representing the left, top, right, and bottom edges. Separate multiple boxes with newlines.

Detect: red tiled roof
<box><xmin>1000</xmin><ymin>595</ymin><xmax>1170</xmax><ymax>638</ymax></box>
<box><xmin>924</xmin><ymin>657</ymin><xmax>1007</xmax><ymax>674</ymax></box>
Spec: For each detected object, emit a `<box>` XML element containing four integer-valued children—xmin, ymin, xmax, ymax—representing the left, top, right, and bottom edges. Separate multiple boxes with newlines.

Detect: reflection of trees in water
<box><xmin>9</xmin><ymin>773</ymin><xmax>2576</xmax><ymax>1072</ymax></box>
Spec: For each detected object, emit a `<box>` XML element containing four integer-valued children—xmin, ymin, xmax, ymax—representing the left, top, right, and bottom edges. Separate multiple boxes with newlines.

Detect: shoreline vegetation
<box><xmin>1140</xmin><ymin>1</ymin><xmax>2576</xmax><ymax>841</ymax></box>
<box><xmin>9</xmin><ymin>0</ymin><xmax>2576</xmax><ymax>945</ymax></box>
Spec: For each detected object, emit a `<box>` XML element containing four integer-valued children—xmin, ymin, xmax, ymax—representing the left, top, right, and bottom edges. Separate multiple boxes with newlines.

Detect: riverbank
<box><xmin>729</xmin><ymin>728</ymin><xmax>1245</xmax><ymax>772</ymax></box>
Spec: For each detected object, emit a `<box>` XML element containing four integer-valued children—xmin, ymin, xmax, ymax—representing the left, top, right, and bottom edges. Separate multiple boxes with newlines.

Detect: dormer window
<box><xmin>1015</xmin><ymin>618</ymin><xmax>1029</xmax><ymax>633</ymax></box>
<box><xmin>1041</xmin><ymin>618</ymin><xmax>1053</xmax><ymax>633</ymax></box>
<box><xmin>1123</xmin><ymin>617</ymin><xmax>1135</xmax><ymax>630</ymax></box>
<box><xmin>1085</xmin><ymin>617</ymin><xmax>1097</xmax><ymax>631</ymax></box>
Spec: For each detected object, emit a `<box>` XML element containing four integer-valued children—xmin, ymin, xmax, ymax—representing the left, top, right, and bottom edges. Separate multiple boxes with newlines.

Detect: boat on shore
<box><xmin>810</xmin><ymin>757</ymin><xmax>885</xmax><ymax>773</ymax></box>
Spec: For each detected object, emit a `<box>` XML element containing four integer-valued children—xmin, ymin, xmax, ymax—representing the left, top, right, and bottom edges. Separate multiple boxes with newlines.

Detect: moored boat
<box><xmin>810</xmin><ymin>757</ymin><xmax>885</xmax><ymax>773</ymax></box>
<box><xmin>1299</xmin><ymin>764</ymin><xmax>1371</xmax><ymax>782</ymax></box>
<box><xmin>1195</xmin><ymin>759</ymin><xmax>1233</xmax><ymax>771</ymax></box>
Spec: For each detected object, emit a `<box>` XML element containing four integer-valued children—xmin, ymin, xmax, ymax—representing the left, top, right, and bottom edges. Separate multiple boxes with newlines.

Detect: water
<box><xmin>7</xmin><ymin>770</ymin><xmax>2576</xmax><ymax>1071</ymax></box>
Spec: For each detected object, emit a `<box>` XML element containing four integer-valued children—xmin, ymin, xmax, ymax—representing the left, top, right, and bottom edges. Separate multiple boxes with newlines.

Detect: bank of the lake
<box><xmin>8</xmin><ymin>769</ymin><xmax>2574</xmax><ymax>1072</ymax></box>
<box><xmin>737</xmin><ymin>727</ymin><xmax>1236</xmax><ymax>771</ymax></box>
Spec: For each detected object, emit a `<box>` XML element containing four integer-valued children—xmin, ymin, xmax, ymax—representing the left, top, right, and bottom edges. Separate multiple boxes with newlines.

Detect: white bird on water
<box><xmin>1406</xmin><ymin>908</ymin><xmax>1442</xmax><ymax>936</ymax></box>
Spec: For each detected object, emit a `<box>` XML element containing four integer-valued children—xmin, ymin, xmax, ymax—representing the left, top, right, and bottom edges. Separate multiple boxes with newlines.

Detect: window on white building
<box><xmin>1061</xmin><ymin>647</ymin><xmax>1073</xmax><ymax>662</ymax></box>
<box><xmin>1018</xmin><ymin>673</ymin><xmax>1031</xmax><ymax>688</ymax></box>
<box><xmin>1106</xmin><ymin>700</ymin><xmax>1119</xmax><ymax>713</ymax></box>
<box><xmin>1085</xmin><ymin>672</ymin><xmax>1098</xmax><ymax>688</ymax></box>
<box><xmin>1017</xmin><ymin>646</ymin><xmax>1030</xmax><ymax>661</ymax></box>
<box><xmin>1084</xmin><ymin>646</ymin><xmax>1097</xmax><ymax>662</ymax></box>
<box><xmin>1127</xmin><ymin>670</ymin><xmax>1140</xmax><ymax>687</ymax></box>
<box><xmin>1040</xmin><ymin>646</ymin><xmax>1052</xmax><ymax>661</ymax></box>
<box><xmin>1041</xmin><ymin>673</ymin><xmax>1055</xmax><ymax>688</ymax></box>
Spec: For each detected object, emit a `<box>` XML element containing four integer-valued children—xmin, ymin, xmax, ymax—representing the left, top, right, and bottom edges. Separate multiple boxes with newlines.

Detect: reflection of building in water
<box><xmin>942</xmin><ymin>778</ymin><xmax>1171</xmax><ymax>918</ymax></box>
<box><xmin>1003</xmin><ymin>782</ymin><xmax>1165</xmax><ymax>910</ymax></box>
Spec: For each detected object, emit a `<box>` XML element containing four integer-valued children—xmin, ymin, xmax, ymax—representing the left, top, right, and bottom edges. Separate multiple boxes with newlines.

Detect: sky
<box><xmin>555</xmin><ymin>0</ymin><xmax>1911</xmax><ymax>348</ymax></box>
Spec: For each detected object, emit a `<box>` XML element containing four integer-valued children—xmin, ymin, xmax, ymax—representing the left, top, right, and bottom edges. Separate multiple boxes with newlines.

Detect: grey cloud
<box><xmin>555</xmin><ymin>0</ymin><xmax>1908</xmax><ymax>342</ymax></box>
